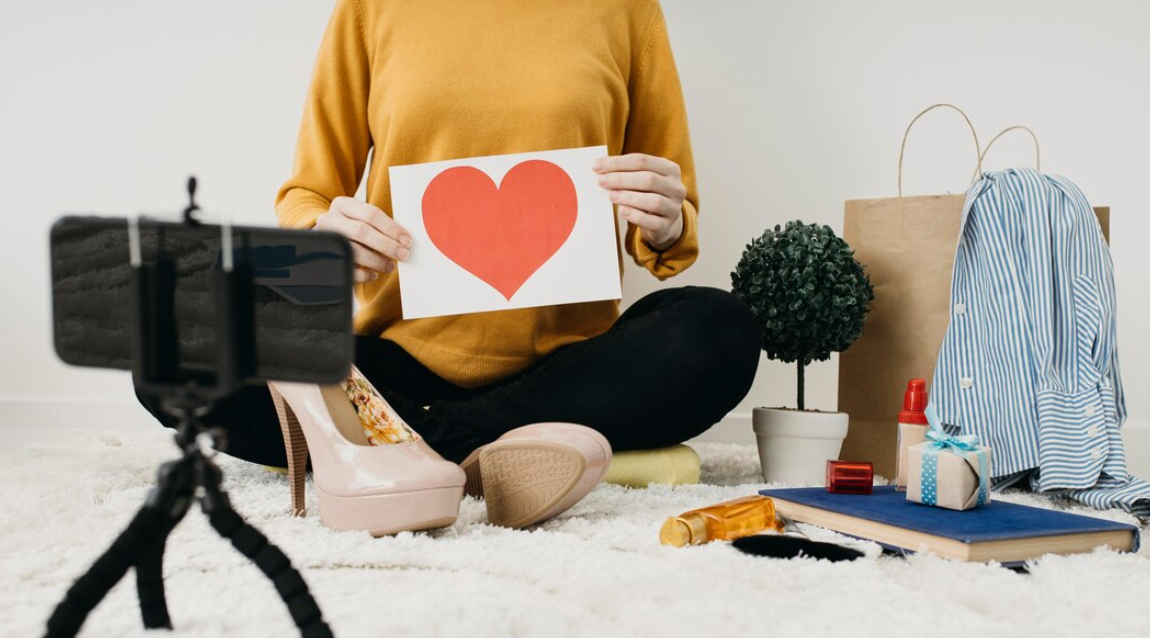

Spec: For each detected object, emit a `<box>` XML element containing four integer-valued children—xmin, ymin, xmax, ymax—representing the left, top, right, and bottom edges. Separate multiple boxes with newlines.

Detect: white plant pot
<box><xmin>753</xmin><ymin>407</ymin><xmax>849</xmax><ymax>485</ymax></box>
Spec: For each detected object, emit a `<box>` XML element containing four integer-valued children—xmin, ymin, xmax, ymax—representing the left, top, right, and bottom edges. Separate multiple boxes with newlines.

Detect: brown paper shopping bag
<box><xmin>836</xmin><ymin>106</ymin><xmax>1109</xmax><ymax>478</ymax></box>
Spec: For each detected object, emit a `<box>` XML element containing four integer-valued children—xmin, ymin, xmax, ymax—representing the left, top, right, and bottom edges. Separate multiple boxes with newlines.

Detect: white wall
<box><xmin>2</xmin><ymin>1</ymin><xmax>1148</xmax><ymax>468</ymax></box>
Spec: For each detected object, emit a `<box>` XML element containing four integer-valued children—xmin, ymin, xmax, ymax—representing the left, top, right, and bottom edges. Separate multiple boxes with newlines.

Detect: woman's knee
<box><xmin>677</xmin><ymin>287</ymin><xmax>761</xmax><ymax>373</ymax></box>
<box><xmin>657</xmin><ymin>286</ymin><xmax>761</xmax><ymax>418</ymax></box>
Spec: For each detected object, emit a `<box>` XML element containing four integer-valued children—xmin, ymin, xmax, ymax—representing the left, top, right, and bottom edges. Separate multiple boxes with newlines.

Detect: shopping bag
<box><xmin>836</xmin><ymin>107</ymin><xmax>1109</xmax><ymax>477</ymax></box>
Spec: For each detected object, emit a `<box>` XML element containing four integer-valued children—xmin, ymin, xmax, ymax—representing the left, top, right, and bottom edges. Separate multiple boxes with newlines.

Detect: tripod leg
<box><xmin>132</xmin><ymin>454</ymin><xmax>196</xmax><ymax>631</ymax></box>
<box><xmin>200</xmin><ymin>462</ymin><xmax>334</xmax><ymax>638</ymax></box>
<box><xmin>134</xmin><ymin>519</ymin><xmax>179</xmax><ymax>629</ymax></box>
<box><xmin>44</xmin><ymin>507</ymin><xmax>171</xmax><ymax>638</ymax></box>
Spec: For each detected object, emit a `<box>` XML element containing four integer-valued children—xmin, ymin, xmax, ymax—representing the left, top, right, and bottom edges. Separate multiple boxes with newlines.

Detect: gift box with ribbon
<box><xmin>906</xmin><ymin>404</ymin><xmax>992</xmax><ymax>511</ymax></box>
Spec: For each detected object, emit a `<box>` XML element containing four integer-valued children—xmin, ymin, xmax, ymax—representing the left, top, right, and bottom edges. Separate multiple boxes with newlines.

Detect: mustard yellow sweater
<box><xmin>276</xmin><ymin>0</ymin><xmax>699</xmax><ymax>387</ymax></box>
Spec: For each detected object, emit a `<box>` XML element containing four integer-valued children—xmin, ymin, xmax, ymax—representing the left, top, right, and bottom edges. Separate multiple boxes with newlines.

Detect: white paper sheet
<box><xmin>389</xmin><ymin>146</ymin><xmax>622</xmax><ymax>319</ymax></box>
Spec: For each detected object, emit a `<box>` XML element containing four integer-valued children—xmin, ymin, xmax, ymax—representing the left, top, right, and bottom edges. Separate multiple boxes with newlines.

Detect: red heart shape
<box><xmin>421</xmin><ymin>160</ymin><xmax>578</xmax><ymax>300</ymax></box>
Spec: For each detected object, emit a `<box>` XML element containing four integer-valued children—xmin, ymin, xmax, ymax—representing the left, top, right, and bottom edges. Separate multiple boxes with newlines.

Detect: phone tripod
<box><xmin>44</xmin><ymin>178</ymin><xmax>335</xmax><ymax>637</ymax></box>
<box><xmin>44</xmin><ymin>397</ymin><xmax>334</xmax><ymax>638</ymax></box>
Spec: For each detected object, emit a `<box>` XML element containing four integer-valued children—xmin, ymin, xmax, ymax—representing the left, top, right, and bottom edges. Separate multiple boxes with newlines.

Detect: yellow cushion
<box><xmin>603</xmin><ymin>444</ymin><xmax>700</xmax><ymax>488</ymax></box>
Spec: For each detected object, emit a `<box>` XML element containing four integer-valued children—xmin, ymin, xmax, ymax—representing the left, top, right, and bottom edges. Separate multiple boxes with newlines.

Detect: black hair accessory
<box><xmin>732</xmin><ymin>513</ymin><xmax>864</xmax><ymax>562</ymax></box>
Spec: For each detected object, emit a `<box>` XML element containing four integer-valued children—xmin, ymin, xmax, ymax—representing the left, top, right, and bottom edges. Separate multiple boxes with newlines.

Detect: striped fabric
<box><xmin>931</xmin><ymin>168</ymin><xmax>1150</xmax><ymax>518</ymax></box>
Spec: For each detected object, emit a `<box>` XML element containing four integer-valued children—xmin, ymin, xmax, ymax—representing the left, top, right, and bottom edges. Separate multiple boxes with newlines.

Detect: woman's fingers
<box><xmin>350</xmin><ymin>242</ymin><xmax>396</xmax><ymax>274</ymax></box>
<box><xmin>597</xmin><ymin>170</ymin><xmax>685</xmax><ymax>199</ymax></box>
<box><xmin>314</xmin><ymin>196</ymin><xmax>414</xmax><ymax>282</ymax></box>
<box><xmin>353</xmin><ymin>267</ymin><xmax>380</xmax><ymax>283</ymax></box>
<box><xmin>623</xmin><ymin>206</ymin><xmax>684</xmax><ymax>250</ymax></box>
<box><xmin>593</xmin><ymin>153</ymin><xmax>681</xmax><ymax>178</ymax></box>
<box><xmin>334</xmin><ymin>197</ymin><xmax>413</xmax><ymax>247</ymax></box>
<box><xmin>618</xmin><ymin>205</ymin><xmax>666</xmax><ymax>232</ymax></box>
<box><xmin>321</xmin><ymin>212</ymin><xmax>409</xmax><ymax>262</ymax></box>
<box><xmin>593</xmin><ymin>154</ymin><xmax>687</xmax><ymax>250</ymax></box>
<box><xmin>609</xmin><ymin>189</ymin><xmax>678</xmax><ymax>218</ymax></box>
<box><xmin>594</xmin><ymin>154</ymin><xmax>687</xmax><ymax>220</ymax></box>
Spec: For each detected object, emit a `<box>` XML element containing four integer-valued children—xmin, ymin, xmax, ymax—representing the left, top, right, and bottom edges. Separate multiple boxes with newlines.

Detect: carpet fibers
<box><xmin>2</xmin><ymin>426</ymin><xmax>1149</xmax><ymax>638</ymax></box>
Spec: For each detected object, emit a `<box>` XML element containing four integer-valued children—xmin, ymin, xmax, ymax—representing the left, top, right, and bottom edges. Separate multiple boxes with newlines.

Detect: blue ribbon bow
<box><xmin>920</xmin><ymin>404</ymin><xmax>989</xmax><ymax>508</ymax></box>
<box><xmin>925</xmin><ymin>423</ymin><xmax>982</xmax><ymax>452</ymax></box>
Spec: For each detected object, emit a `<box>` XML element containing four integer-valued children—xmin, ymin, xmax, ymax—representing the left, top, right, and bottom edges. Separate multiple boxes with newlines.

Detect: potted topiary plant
<box><xmin>731</xmin><ymin>220</ymin><xmax>874</xmax><ymax>485</ymax></box>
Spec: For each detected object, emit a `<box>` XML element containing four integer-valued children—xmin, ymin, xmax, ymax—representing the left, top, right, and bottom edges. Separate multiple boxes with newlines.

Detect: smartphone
<box><xmin>50</xmin><ymin>216</ymin><xmax>355</xmax><ymax>385</ymax></box>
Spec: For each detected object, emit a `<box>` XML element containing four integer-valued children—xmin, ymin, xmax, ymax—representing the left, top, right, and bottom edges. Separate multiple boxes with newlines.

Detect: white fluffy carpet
<box><xmin>3</xmin><ymin>426</ymin><xmax>1150</xmax><ymax>638</ymax></box>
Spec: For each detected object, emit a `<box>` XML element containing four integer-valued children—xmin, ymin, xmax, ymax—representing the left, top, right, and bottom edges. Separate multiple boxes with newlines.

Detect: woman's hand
<box><xmin>593</xmin><ymin>153</ymin><xmax>686</xmax><ymax>251</ymax></box>
<box><xmin>314</xmin><ymin>196</ymin><xmax>412</xmax><ymax>283</ymax></box>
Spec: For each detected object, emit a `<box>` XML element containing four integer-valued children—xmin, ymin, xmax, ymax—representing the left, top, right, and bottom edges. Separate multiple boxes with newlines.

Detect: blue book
<box><xmin>759</xmin><ymin>486</ymin><xmax>1139</xmax><ymax>563</ymax></box>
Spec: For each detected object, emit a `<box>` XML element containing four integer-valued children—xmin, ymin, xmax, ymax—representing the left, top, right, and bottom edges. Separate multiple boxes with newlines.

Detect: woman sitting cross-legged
<box><xmin>136</xmin><ymin>0</ymin><xmax>760</xmax><ymax>535</ymax></box>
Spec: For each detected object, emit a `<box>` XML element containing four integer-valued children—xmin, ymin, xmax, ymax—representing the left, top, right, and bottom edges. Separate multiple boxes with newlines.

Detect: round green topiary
<box><xmin>731</xmin><ymin>220</ymin><xmax>874</xmax><ymax>410</ymax></box>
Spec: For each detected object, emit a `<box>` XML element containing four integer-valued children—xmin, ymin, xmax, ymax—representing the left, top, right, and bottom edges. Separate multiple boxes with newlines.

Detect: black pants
<box><xmin>136</xmin><ymin>286</ymin><xmax>761</xmax><ymax>466</ymax></box>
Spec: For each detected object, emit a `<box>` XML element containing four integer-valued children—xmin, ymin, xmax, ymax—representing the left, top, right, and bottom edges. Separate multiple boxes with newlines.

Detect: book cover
<box><xmin>760</xmin><ymin>486</ymin><xmax>1139</xmax><ymax>554</ymax></box>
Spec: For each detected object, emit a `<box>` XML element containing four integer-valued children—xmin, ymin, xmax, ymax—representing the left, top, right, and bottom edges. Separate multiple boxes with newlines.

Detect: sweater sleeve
<box><xmin>622</xmin><ymin>5</ymin><xmax>699</xmax><ymax>279</ymax></box>
<box><xmin>274</xmin><ymin>0</ymin><xmax>373</xmax><ymax>230</ymax></box>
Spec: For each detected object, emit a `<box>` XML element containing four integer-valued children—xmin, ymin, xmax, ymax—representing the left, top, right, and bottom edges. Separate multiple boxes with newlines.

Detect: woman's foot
<box><xmin>268</xmin><ymin>367</ymin><xmax>465</xmax><ymax>536</ymax></box>
<box><xmin>460</xmin><ymin>423</ymin><xmax>611</xmax><ymax>529</ymax></box>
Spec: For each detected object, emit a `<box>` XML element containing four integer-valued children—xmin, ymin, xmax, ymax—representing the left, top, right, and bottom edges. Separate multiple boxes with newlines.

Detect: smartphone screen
<box><xmin>50</xmin><ymin>216</ymin><xmax>355</xmax><ymax>385</ymax></box>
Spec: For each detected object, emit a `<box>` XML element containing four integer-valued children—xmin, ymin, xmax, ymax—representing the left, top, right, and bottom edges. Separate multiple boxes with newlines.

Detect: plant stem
<box><xmin>797</xmin><ymin>360</ymin><xmax>805</xmax><ymax>411</ymax></box>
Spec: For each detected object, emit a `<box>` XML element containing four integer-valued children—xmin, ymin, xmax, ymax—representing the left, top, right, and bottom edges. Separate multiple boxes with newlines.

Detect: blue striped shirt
<box><xmin>930</xmin><ymin>168</ymin><xmax>1150</xmax><ymax>517</ymax></box>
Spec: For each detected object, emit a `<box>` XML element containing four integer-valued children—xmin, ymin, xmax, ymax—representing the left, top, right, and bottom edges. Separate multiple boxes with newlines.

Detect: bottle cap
<box><xmin>899</xmin><ymin>378</ymin><xmax>929</xmax><ymax>425</ymax></box>
<box><xmin>659</xmin><ymin>516</ymin><xmax>707</xmax><ymax>547</ymax></box>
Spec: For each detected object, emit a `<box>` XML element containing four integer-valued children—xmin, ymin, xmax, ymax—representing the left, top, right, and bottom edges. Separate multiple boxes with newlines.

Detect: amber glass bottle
<box><xmin>659</xmin><ymin>495</ymin><xmax>783</xmax><ymax>547</ymax></box>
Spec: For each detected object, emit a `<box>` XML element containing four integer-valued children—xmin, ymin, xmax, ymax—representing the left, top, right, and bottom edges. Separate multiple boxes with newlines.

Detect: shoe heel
<box><xmin>479</xmin><ymin>440</ymin><xmax>586</xmax><ymax>529</ymax></box>
<box><xmin>462</xmin><ymin>454</ymin><xmax>484</xmax><ymax>498</ymax></box>
<box><xmin>269</xmin><ymin>383</ymin><xmax>309</xmax><ymax>517</ymax></box>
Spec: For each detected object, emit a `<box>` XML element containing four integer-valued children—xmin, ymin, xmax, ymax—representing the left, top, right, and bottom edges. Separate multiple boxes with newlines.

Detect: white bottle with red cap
<box><xmin>895</xmin><ymin>379</ymin><xmax>930</xmax><ymax>491</ymax></box>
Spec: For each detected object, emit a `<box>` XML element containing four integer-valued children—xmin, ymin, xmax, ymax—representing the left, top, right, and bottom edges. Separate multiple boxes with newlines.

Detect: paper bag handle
<box><xmin>973</xmin><ymin>126</ymin><xmax>1041</xmax><ymax>180</ymax></box>
<box><xmin>897</xmin><ymin>103</ymin><xmax>983</xmax><ymax>197</ymax></box>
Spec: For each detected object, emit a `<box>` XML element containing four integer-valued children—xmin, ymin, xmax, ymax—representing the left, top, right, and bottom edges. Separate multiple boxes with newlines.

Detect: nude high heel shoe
<box><xmin>460</xmin><ymin>423</ymin><xmax>612</xmax><ymax>529</ymax></box>
<box><xmin>268</xmin><ymin>368</ymin><xmax>465</xmax><ymax>536</ymax></box>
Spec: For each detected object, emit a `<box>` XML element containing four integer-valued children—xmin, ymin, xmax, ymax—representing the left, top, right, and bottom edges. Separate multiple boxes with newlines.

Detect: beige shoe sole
<box><xmin>464</xmin><ymin>440</ymin><xmax>587</xmax><ymax>529</ymax></box>
<box><xmin>317</xmin><ymin>484</ymin><xmax>462</xmax><ymax>537</ymax></box>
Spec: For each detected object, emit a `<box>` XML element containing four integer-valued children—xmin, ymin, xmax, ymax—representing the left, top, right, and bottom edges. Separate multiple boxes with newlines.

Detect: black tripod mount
<box><xmin>44</xmin><ymin>178</ymin><xmax>335</xmax><ymax>638</ymax></box>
